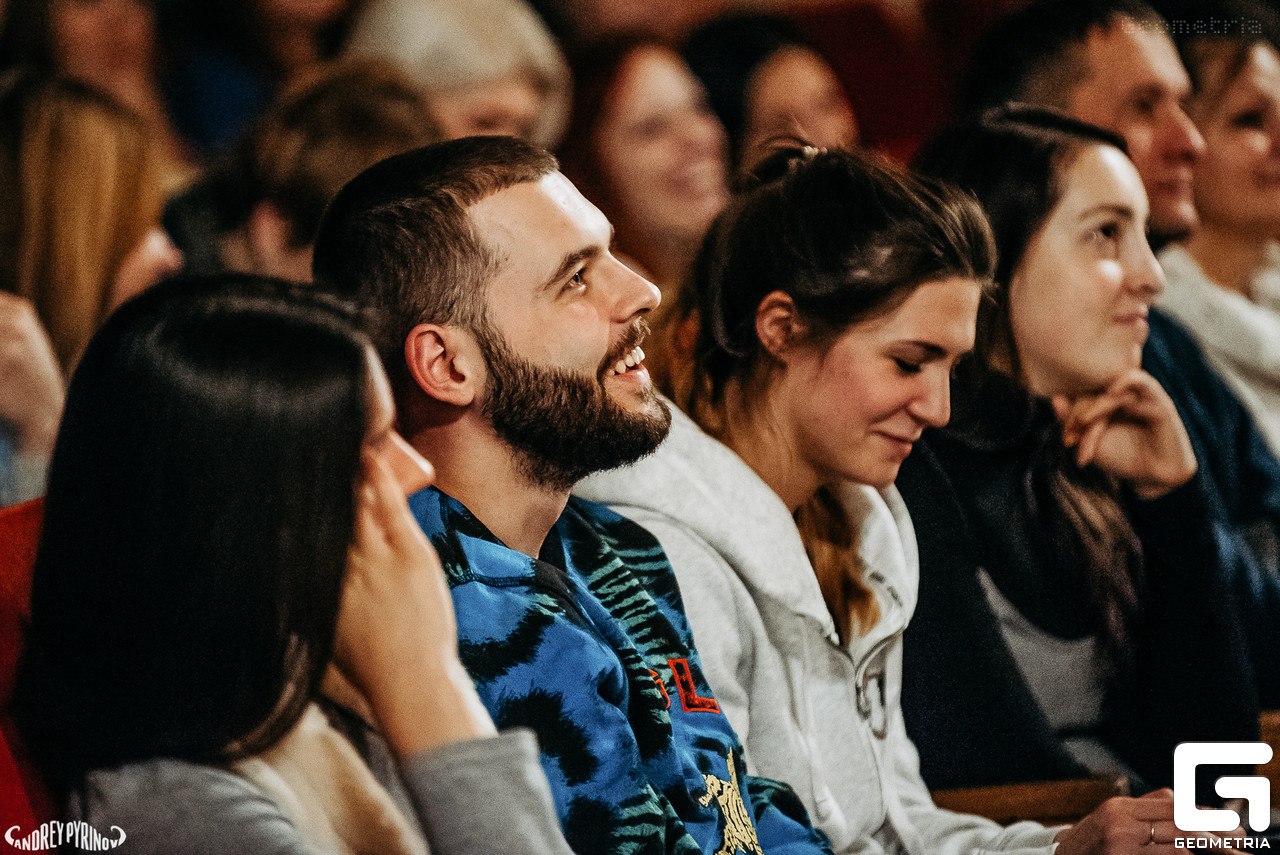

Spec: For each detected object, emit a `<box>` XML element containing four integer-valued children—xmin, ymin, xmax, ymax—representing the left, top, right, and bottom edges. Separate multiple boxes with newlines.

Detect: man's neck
<box><xmin>410</xmin><ymin>420</ymin><xmax>568</xmax><ymax>558</ymax></box>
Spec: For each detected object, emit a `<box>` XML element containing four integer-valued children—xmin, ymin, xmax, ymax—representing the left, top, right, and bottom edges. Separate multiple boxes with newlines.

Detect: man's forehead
<box><xmin>465</xmin><ymin>172</ymin><xmax>613</xmax><ymax>297</ymax></box>
<box><xmin>467</xmin><ymin>172</ymin><xmax>611</xmax><ymax>248</ymax></box>
<box><xmin>1078</xmin><ymin>16</ymin><xmax>1189</xmax><ymax>99</ymax></box>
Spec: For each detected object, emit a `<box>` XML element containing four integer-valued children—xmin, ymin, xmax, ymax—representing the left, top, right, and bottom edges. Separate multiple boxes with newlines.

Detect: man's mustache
<box><xmin>598</xmin><ymin>319</ymin><xmax>651</xmax><ymax>375</ymax></box>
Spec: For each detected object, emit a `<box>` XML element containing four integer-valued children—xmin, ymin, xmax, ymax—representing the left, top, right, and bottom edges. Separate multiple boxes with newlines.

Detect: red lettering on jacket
<box><xmin>668</xmin><ymin>658</ymin><xmax>720</xmax><ymax>713</ymax></box>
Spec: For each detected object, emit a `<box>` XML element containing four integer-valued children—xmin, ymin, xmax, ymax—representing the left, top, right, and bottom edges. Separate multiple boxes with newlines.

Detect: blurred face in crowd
<box><xmin>432</xmin><ymin>73</ymin><xmax>543</xmax><ymax>142</ymax></box>
<box><xmin>51</xmin><ymin>0</ymin><xmax>156</xmax><ymax>87</ymax></box>
<box><xmin>1188</xmin><ymin>41</ymin><xmax>1280</xmax><ymax>239</ymax></box>
<box><xmin>1009</xmin><ymin>144</ymin><xmax>1163</xmax><ymax>397</ymax></box>
<box><xmin>593</xmin><ymin>45</ymin><xmax>729</xmax><ymax>266</ymax></box>
<box><xmin>1066</xmin><ymin>15</ymin><xmax>1204</xmax><ymax>245</ymax></box>
<box><xmin>742</xmin><ymin>46</ymin><xmax>858</xmax><ymax>161</ymax></box>
<box><xmin>772</xmin><ymin>276</ymin><xmax>981</xmax><ymax>490</ymax></box>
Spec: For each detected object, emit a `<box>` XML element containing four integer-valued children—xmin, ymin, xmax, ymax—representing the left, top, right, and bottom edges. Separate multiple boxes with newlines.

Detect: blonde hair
<box><xmin>1</xmin><ymin>76</ymin><xmax>166</xmax><ymax>371</ymax></box>
<box><xmin>344</xmin><ymin>0</ymin><xmax>571</xmax><ymax>149</ymax></box>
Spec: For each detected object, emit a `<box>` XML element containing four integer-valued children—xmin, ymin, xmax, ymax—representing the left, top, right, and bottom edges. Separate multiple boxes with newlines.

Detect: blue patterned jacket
<box><xmin>411</xmin><ymin>487</ymin><xmax>832</xmax><ymax>855</ymax></box>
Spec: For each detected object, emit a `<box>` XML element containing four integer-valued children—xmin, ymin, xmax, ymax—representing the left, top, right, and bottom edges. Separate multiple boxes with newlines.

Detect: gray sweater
<box><xmin>578</xmin><ymin>404</ymin><xmax>1061</xmax><ymax>855</ymax></box>
<box><xmin>65</xmin><ymin>728</ymin><xmax>571</xmax><ymax>855</ymax></box>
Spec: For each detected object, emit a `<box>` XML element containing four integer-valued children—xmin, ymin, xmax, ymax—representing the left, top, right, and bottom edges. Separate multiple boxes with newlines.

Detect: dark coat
<box><xmin>897</xmin><ymin>312</ymin><xmax>1280</xmax><ymax>801</ymax></box>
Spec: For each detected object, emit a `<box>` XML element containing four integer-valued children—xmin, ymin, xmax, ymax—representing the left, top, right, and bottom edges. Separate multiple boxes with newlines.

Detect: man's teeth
<box><xmin>606</xmin><ymin>345</ymin><xmax>646</xmax><ymax>376</ymax></box>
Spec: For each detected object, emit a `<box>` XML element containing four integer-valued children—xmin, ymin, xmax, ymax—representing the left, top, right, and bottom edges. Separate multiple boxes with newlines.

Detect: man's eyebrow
<box><xmin>1127</xmin><ymin>83</ymin><xmax>1164</xmax><ymax>104</ymax></box>
<box><xmin>539</xmin><ymin>246</ymin><xmax>601</xmax><ymax>294</ymax></box>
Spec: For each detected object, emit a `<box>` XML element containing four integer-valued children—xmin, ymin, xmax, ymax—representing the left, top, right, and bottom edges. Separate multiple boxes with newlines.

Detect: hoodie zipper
<box><xmin>853</xmin><ymin>629</ymin><xmax>901</xmax><ymax>739</ymax></box>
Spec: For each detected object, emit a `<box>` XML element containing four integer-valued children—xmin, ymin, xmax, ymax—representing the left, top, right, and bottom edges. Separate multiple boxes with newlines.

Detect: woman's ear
<box><xmin>754</xmin><ymin>290</ymin><xmax>807</xmax><ymax>362</ymax></box>
<box><xmin>404</xmin><ymin>323</ymin><xmax>480</xmax><ymax>407</ymax></box>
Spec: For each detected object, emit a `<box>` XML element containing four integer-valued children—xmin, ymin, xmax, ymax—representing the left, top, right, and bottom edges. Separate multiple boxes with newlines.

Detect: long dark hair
<box><xmin>687</xmin><ymin>144</ymin><xmax>995</xmax><ymax>641</ymax></box>
<box><xmin>14</xmin><ymin>273</ymin><xmax>373</xmax><ymax>792</ymax></box>
<box><xmin>914</xmin><ymin>106</ymin><xmax>1144</xmax><ymax>670</ymax></box>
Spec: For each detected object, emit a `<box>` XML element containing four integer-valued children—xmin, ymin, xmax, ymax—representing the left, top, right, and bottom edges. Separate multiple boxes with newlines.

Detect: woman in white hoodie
<box><xmin>578</xmin><ymin>144</ymin><xmax>1188</xmax><ymax>855</ymax></box>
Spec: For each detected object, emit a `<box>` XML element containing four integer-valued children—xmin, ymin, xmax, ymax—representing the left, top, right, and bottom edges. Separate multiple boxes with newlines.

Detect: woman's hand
<box><xmin>1055</xmin><ymin>789</ymin><xmax>1225</xmax><ymax>855</ymax></box>
<box><xmin>1053</xmin><ymin>369</ymin><xmax>1197</xmax><ymax>500</ymax></box>
<box><xmin>335</xmin><ymin>448</ymin><xmax>495</xmax><ymax>757</ymax></box>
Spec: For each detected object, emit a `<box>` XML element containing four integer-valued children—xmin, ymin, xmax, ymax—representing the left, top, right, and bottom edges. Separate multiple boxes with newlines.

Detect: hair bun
<box><xmin>738</xmin><ymin>137</ymin><xmax>825</xmax><ymax>190</ymax></box>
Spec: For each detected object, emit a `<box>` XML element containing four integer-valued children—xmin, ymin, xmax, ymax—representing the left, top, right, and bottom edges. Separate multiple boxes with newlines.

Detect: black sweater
<box><xmin>897</xmin><ymin>349</ymin><xmax>1273</xmax><ymax>802</ymax></box>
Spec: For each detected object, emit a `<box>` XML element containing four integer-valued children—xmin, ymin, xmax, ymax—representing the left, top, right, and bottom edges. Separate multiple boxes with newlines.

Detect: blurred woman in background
<box><xmin>0</xmin><ymin>72</ymin><xmax>180</xmax><ymax>374</ymax></box>
<box><xmin>559</xmin><ymin>36</ymin><xmax>728</xmax><ymax>292</ymax></box>
<box><xmin>345</xmin><ymin>0</ymin><xmax>569</xmax><ymax>149</ymax></box>
<box><xmin>0</xmin><ymin>0</ymin><xmax>189</xmax><ymax>181</ymax></box>
<box><xmin>1156</xmin><ymin>0</ymin><xmax>1280</xmax><ymax>455</ymax></box>
<box><xmin>683</xmin><ymin>13</ymin><xmax>858</xmax><ymax>172</ymax></box>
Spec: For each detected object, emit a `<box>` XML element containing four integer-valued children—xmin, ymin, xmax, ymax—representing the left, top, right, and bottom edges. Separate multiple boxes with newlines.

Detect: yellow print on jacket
<box><xmin>699</xmin><ymin>751</ymin><xmax>765</xmax><ymax>855</ymax></box>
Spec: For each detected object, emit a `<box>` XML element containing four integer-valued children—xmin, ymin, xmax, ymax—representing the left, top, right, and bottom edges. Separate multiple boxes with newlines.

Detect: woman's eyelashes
<box><xmin>1231</xmin><ymin>107</ymin><xmax>1268</xmax><ymax>129</ymax></box>
<box><xmin>1085</xmin><ymin>220</ymin><xmax>1123</xmax><ymax>253</ymax></box>
<box><xmin>892</xmin><ymin>357</ymin><xmax>923</xmax><ymax>375</ymax></box>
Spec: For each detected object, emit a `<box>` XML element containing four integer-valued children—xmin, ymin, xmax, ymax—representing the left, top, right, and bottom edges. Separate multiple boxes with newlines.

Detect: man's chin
<box><xmin>1147</xmin><ymin>204</ymin><xmax>1198</xmax><ymax>250</ymax></box>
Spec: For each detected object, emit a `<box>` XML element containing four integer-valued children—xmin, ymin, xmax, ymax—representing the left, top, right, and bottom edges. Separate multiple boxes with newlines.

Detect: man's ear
<box><xmin>404</xmin><ymin>323</ymin><xmax>480</xmax><ymax>407</ymax></box>
<box><xmin>754</xmin><ymin>290</ymin><xmax>807</xmax><ymax>362</ymax></box>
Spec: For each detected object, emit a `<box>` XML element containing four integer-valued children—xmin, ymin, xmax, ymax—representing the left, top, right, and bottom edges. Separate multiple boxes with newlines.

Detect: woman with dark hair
<box><xmin>558</xmin><ymin>35</ymin><xmax>729</xmax><ymax>293</ymax></box>
<box><xmin>558</xmin><ymin>35</ymin><xmax>729</xmax><ymax>397</ymax></box>
<box><xmin>578</xmin><ymin>144</ymin><xmax>1186</xmax><ymax>855</ymax></box>
<box><xmin>12</xmin><ymin>274</ymin><xmax>573</xmax><ymax>854</ymax></box>
<box><xmin>898</xmin><ymin>107</ymin><xmax>1277</xmax><ymax>797</ymax></box>
<box><xmin>682</xmin><ymin>13</ymin><xmax>858</xmax><ymax>171</ymax></box>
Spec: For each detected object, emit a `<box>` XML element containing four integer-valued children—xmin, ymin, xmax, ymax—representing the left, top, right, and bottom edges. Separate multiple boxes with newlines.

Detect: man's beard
<box><xmin>478</xmin><ymin>320</ymin><xmax>672</xmax><ymax>492</ymax></box>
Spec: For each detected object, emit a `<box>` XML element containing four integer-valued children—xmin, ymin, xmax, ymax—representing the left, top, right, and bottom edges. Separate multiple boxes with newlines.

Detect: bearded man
<box><xmin>313</xmin><ymin>136</ymin><xmax>831</xmax><ymax>855</ymax></box>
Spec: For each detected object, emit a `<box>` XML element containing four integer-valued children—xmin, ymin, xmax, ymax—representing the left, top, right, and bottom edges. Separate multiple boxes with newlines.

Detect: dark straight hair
<box><xmin>914</xmin><ymin>106</ymin><xmax>1144</xmax><ymax>672</ymax></box>
<box><xmin>14</xmin><ymin>273</ymin><xmax>373</xmax><ymax>791</ymax></box>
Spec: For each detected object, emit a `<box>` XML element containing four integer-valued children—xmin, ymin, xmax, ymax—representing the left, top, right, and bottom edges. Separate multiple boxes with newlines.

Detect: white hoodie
<box><xmin>577</xmin><ymin>404</ymin><xmax>1061</xmax><ymax>855</ymax></box>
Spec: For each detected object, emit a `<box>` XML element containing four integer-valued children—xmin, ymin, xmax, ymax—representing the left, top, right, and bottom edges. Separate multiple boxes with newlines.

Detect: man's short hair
<box><xmin>962</xmin><ymin>0</ymin><xmax>1167</xmax><ymax>114</ymax></box>
<box><xmin>312</xmin><ymin>136</ymin><xmax>558</xmax><ymax>396</ymax></box>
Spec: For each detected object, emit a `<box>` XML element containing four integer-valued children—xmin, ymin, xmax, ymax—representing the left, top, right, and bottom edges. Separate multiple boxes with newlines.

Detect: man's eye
<box><xmin>1132</xmin><ymin>97</ymin><xmax>1157</xmax><ymax>117</ymax></box>
<box><xmin>564</xmin><ymin>269</ymin><xmax>587</xmax><ymax>292</ymax></box>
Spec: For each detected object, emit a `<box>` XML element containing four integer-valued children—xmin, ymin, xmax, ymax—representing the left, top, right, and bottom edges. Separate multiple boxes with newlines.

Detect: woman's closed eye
<box><xmin>892</xmin><ymin>357</ymin><xmax>923</xmax><ymax>375</ymax></box>
<box><xmin>1230</xmin><ymin>107</ymin><xmax>1268</xmax><ymax>129</ymax></box>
